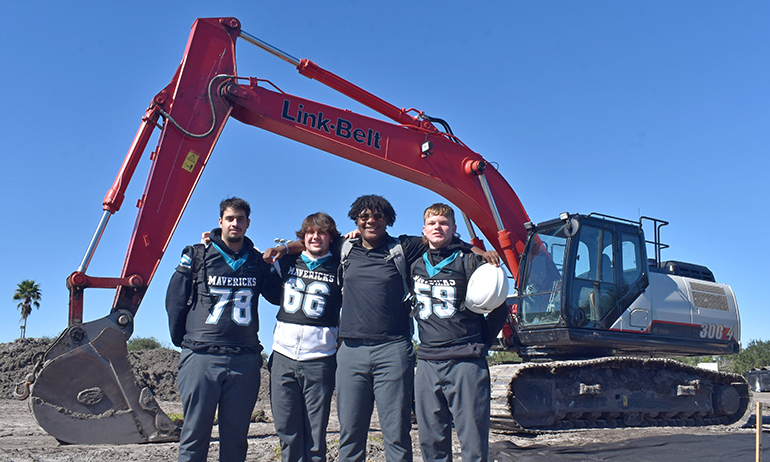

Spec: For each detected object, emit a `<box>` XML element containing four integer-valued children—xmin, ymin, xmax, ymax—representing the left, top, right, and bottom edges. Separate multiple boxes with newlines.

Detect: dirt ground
<box><xmin>0</xmin><ymin>339</ymin><xmax>767</xmax><ymax>462</ymax></box>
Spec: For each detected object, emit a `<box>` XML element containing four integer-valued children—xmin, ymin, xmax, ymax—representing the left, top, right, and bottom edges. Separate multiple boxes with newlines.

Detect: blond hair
<box><xmin>421</xmin><ymin>203</ymin><xmax>458</xmax><ymax>245</ymax></box>
<box><xmin>423</xmin><ymin>203</ymin><xmax>456</xmax><ymax>225</ymax></box>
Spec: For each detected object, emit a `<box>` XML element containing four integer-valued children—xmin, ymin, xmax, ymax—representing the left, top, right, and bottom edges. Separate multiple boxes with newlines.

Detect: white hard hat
<box><xmin>464</xmin><ymin>263</ymin><xmax>509</xmax><ymax>314</ymax></box>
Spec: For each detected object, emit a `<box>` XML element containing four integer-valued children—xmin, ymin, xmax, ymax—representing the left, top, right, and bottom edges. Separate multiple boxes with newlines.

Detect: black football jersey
<box><xmin>166</xmin><ymin>230</ymin><xmax>280</xmax><ymax>350</ymax></box>
<box><xmin>274</xmin><ymin>253</ymin><xmax>342</xmax><ymax>328</ymax></box>
<box><xmin>410</xmin><ymin>247</ymin><xmax>487</xmax><ymax>351</ymax></box>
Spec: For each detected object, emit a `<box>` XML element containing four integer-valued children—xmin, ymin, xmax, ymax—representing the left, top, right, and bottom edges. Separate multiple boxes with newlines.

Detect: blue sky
<box><xmin>1</xmin><ymin>1</ymin><xmax>767</xmax><ymax>352</ymax></box>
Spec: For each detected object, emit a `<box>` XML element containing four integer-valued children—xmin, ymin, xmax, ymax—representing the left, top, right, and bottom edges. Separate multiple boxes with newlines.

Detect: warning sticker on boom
<box><xmin>182</xmin><ymin>150</ymin><xmax>200</xmax><ymax>172</ymax></box>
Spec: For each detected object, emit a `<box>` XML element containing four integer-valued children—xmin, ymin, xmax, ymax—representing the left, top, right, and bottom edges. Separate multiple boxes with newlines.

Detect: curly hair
<box><xmin>347</xmin><ymin>195</ymin><xmax>396</xmax><ymax>227</ymax></box>
<box><xmin>295</xmin><ymin>212</ymin><xmax>341</xmax><ymax>241</ymax></box>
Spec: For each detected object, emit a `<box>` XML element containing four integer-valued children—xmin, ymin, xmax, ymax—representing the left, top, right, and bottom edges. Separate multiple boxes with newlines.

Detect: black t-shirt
<box><xmin>338</xmin><ymin>234</ymin><xmax>472</xmax><ymax>342</ymax></box>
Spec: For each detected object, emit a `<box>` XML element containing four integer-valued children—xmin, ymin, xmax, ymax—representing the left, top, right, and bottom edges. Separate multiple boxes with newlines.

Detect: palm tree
<box><xmin>13</xmin><ymin>280</ymin><xmax>41</xmax><ymax>340</ymax></box>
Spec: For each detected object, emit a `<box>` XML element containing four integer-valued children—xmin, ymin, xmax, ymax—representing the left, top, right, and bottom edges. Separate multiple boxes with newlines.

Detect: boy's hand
<box><xmin>263</xmin><ymin>246</ymin><xmax>285</xmax><ymax>263</ymax></box>
<box><xmin>481</xmin><ymin>250</ymin><xmax>500</xmax><ymax>267</ymax></box>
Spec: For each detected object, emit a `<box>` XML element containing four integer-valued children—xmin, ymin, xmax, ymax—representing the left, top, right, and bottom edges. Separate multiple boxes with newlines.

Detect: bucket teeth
<box><xmin>28</xmin><ymin>318</ymin><xmax>180</xmax><ymax>444</ymax></box>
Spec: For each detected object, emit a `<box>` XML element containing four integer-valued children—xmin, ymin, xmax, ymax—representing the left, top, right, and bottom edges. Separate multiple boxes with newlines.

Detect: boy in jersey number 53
<box><xmin>411</xmin><ymin>203</ymin><xmax>507</xmax><ymax>462</ymax></box>
<box><xmin>165</xmin><ymin>197</ymin><xmax>281</xmax><ymax>462</ymax></box>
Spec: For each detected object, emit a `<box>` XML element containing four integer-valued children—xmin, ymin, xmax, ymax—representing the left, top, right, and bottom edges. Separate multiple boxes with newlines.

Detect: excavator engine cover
<box><xmin>28</xmin><ymin>311</ymin><xmax>179</xmax><ymax>444</ymax></box>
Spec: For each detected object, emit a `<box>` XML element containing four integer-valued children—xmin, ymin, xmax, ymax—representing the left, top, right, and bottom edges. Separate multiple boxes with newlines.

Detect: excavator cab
<box><xmin>509</xmin><ymin>212</ymin><xmax>740</xmax><ymax>360</ymax></box>
<box><xmin>518</xmin><ymin>214</ymin><xmax>648</xmax><ymax>330</ymax></box>
<box><xmin>516</xmin><ymin>213</ymin><xmax>648</xmax><ymax>329</ymax></box>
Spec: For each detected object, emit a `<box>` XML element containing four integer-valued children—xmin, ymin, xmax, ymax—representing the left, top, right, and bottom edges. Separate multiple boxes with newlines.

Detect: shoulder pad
<box><xmin>175</xmin><ymin>245</ymin><xmax>197</xmax><ymax>274</ymax></box>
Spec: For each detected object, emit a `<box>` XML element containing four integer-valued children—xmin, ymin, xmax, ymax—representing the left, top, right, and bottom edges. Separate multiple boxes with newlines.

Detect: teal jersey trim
<box><xmin>301</xmin><ymin>253</ymin><xmax>333</xmax><ymax>271</ymax></box>
<box><xmin>211</xmin><ymin>242</ymin><xmax>249</xmax><ymax>271</ymax></box>
<box><xmin>423</xmin><ymin>250</ymin><xmax>460</xmax><ymax>277</ymax></box>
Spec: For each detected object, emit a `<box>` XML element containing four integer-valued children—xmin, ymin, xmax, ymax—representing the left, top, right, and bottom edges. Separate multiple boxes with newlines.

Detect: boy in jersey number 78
<box><xmin>411</xmin><ymin>203</ymin><xmax>507</xmax><ymax>462</ymax></box>
<box><xmin>165</xmin><ymin>197</ymin><xmax>281</xmax><ymax>462</ymax></box>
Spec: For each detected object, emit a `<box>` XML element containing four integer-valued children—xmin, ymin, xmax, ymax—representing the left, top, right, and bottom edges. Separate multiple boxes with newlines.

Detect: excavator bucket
<box><xmin>27</xmin><ymin>311</ymin><xmax>179</xmax><ymax>444</ymax></box>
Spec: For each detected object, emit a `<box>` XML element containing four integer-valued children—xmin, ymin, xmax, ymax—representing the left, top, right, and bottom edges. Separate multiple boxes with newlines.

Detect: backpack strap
<box><xmin>340</xmin><ymin>238</ymin><xmax>355</xmax><ymax>262</ymax></box>
<box><xmin>383</xmin><ymin>236</ymin><xmax>411</xmax><ymax>303</ymax></box>
<box><xmin>187</xmin><ymin>243</ymin><xmax>207</xmax><ymax>306</ymax></box>
<box><xmin>338</xmin><ymin>238</ymin><xmax>356</xmax><ymax>284</ymax></box>
<box><xmin>339</xmin><ymin>236</ymin><xmax>410</xmax><ymax>302</ymax></box>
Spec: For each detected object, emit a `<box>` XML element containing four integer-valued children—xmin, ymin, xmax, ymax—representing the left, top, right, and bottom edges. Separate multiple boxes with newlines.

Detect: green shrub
<box><xmin>251</xmin><ymin>409</ymin><xmax>270</xmax><ymax>423</ymax></box>
<box><xmin>488</xmin><ymin>350</ymin><xmax>522</xmax><ymax>364</ymax></box>
<box><xmin>669</xmin><ymin>355</ymin><xmax>719</xmax><ymax>367</ymax></box>
<box><xmin>669</xmin><ymin>340</ymin><xmax>770</xmax><ymax>376</ymax></box>
<box><xmin>733</xmin><ymin>339</ymin><xmax>770</xmax><ymax>376</ymax></box>
<box><xmin>166</xmin><ymin>412</ymin><xmax>184</xmax><ymax>424</ymax></box>
<box><xmin>127</xmin><ymin>336</ymin><xmax>162</xmax><ymax>351</ymax></box>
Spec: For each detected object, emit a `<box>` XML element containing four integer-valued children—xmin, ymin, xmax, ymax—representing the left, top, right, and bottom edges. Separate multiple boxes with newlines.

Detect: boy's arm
<box><xmin>484</xmin><ymin>302</ymin><xmax>509</xmax><ymax>348</ymax></box>
<box><xmin>165</xmin><ymin>247</ymin><xmax>195</xmax><ymax>347</ymax></box>
<box><xmin>465</xmin><ymin>252</ymin><xmax>508</xmax><ymax>347</ymax></box>
<box><xmin>263</xmin><ymin>240</ymin><xmax>305</xmax><ymax>263</ymax></box>
<box><xmin>260</xmin><ymin>259</ymin><xmax>284</xmax><ymax>306</ymax></box>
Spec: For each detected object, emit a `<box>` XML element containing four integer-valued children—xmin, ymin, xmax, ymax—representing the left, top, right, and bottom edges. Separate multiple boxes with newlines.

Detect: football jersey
<box><xmin>166</xmin><ymin>229</ymin><xmax>280</xmax><ymax>351</ymax></box>
<box><xmin>274</xmin><ymin>252</ymin><xmax>342</xmax><ymax>328</ymax></box>
<box><xmin>411</xmin><ymin>245</ymin><xmax>487</xmax><ymax>356</ymax></box>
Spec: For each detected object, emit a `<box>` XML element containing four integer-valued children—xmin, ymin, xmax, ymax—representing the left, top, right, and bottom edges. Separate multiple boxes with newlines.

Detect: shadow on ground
<box><xmin>491</xmin><ymin>432</ymin><xmax>767</xmax><ymax>461</ymax></box>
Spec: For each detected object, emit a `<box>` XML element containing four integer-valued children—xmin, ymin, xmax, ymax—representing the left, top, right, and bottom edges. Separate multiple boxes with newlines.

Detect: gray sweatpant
<box><xmin>269</xmin><ymin>351</ymin><xmax>336</xmax><ymax>462</ymax></box>
<box><xmin>336</xmin><ymin>337</ymin><xmax>415</xmax><ymax>462</ymax></box>
<box><xmin>414</xmin><ymin>357</ymin><xmax>490</xmax><ymax>462</ymax></box>
<box><xmin>177</xmin><ymin>348</ymin><xmax>261</xmax><ymax>462</ymax></box>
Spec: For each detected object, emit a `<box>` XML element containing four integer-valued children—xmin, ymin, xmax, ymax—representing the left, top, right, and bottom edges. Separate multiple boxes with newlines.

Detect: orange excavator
<box><xmin>15</xmin><ymin>17</ymin><xmax>748</xmax><ymax>443</ymax></box>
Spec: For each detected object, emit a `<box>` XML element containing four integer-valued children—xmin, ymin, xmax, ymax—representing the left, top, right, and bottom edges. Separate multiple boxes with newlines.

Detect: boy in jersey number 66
<box><xmin>165</xmin><ymin>197</ymin><xmax>281</xmax><ymax>462</ymax></box>
<box><xmin>411</xmin><ymin>203</ymin><xmax>508</xmax><ymax>462</ymax></box>
<box><xmin>268</xmin><ymin>212</ymin><xmax>342</xmax><ymax>462</ymax></box>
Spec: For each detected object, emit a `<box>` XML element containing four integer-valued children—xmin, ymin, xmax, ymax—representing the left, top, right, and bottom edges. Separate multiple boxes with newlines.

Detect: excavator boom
<box><xmin>24</xmin><ymin>17</ymin><xmax>529</xmax><ymax>444</ymax></box>
<box><xmin>22</xmin><ymin>17</ymin><xmax>746</xmax><ymax>442</ymax></box>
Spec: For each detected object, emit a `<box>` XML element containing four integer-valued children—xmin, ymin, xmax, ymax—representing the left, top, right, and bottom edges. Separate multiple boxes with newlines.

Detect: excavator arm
<box><xmin>23</xmin><ymin>17</ymin><xmax>530</xmax><ymax>444</ymax></box>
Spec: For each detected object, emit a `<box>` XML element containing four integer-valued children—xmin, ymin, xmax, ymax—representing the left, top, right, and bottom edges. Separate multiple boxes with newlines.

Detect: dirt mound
<box><xmin>129</xmin><ymin>347</ymin><xmax>181</xmax><ymax>401</ymax></box>
<box><xmin>0</xmin><ymin>338</ymin><xmax>183</xmax><ymax>401</ymax></box>
<box><xmin>0</xmin><ymin>338</ymin><xmax>185</xmax><ymax>400</ymax></box>
<box><xmin>129</xmin><ymin>348</ymin><xmax>270</xmax><ymax>404</ymax></box>
<box><xmin>0</xmin><ymin>337</ymin><xmax>50</xmax><ymax>399</ymax></box>
<box><xmin>0</xmin><ymin>338</ymin><xmax>271</xmax><ymax>405</ymax></box>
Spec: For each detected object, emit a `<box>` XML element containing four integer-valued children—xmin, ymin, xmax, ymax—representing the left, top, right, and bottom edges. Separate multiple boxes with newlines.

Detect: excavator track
<box><xmin>507</xmin><ymin>357</ymin><xmax>750</xmax><ymax>430</ymax></box>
